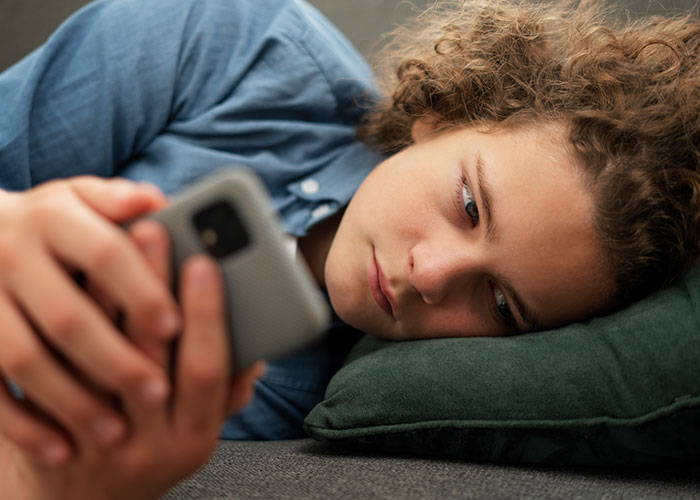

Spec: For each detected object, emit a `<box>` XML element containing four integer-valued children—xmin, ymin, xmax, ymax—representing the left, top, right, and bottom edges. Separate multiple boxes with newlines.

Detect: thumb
<box><xmin>68</xmin><ymin>176</ymin><xmax>169</xmax><ymax>222</ymax></box>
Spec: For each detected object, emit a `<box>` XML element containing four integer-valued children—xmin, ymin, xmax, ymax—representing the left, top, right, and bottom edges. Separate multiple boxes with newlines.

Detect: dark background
<box><xmin>1</xmin><ymin>0</ymin><xmax>699</xmax><ymax>72</ymax></box>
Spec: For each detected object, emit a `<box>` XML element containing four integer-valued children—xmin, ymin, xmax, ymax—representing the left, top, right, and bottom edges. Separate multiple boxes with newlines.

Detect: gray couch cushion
<box><xmin>163</xmin><ymin>439</ymin><xmax>700</xmax><ymax>499</ymax></box>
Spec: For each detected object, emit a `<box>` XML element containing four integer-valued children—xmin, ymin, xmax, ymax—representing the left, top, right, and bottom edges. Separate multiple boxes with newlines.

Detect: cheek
<box><xmin>402</xmin><ymin>297</ymin><xmax>509</xmax><ymax>339</ymax></box>
<box><xmin>323</xmin><ymin>227</ymin><xmax>368</xmax><ymax>315</ymax></box>
<box><xmin>372</xmin><ymin>182</ymin><xmax>441</xmax><ymax>249</ymax></box>
<box><xmin>325</xmin><ymin>262</ymin><xmax>382</xmax><ymax>335</ymax></box>
<box><xmin>355</xmin><ymin>159</ymin><xmax>428</xmax><ymax>222</ymax></box>
<box><xmin>404</xmin><ymin>310</ymin><xmax>468</xmax><ymax>338</ymax></box>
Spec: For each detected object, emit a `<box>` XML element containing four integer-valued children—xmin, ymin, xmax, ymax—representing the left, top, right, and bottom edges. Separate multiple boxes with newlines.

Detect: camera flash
<box><xmin>200</xmin><ymin>227</ymin><xmax>219</xmax><ymax>248</ymax></box>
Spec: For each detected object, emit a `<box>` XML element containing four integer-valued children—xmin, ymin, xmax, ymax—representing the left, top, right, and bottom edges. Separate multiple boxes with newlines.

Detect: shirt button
<box><xmin>301</xmin><ymin>178</ymin><xmax>320</xmax><ymax>195</ymax></box>
<box><xmin>311</xmin><ymin>204</ymin><xmax>331</xmax><ymax>220</ymax></box>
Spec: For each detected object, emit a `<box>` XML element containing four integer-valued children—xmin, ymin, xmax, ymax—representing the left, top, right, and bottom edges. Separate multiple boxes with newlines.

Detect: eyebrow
<box><xmin>474</xmin><ymin>152</ymin><xmax>544</xmax><ymax>333</ymax></box>
<box><xmin>474</xmin><ymin>153</ymin><xmax>496</xmax><ymax>241</ymax></box>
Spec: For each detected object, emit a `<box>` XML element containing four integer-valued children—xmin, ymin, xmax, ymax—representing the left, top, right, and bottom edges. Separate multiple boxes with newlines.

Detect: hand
<box><xmin>124</xmin><ymin>220</ymin><xmax>263</xmax><ymax>417</ymax></box>
<box><xmin>0</xmin><ymin>177</ymin><xmax>180</xmax><ymax>464</ymax></box>
<box><xmin>0</xmin><ymin>254</ymin><xmax>265</xmax><ymax>500</ymax></box>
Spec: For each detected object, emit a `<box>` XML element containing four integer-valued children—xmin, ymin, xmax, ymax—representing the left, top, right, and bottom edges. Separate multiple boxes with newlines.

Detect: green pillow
<box><xmin>304</xmin><ymin>266</ymin><xmax>700</xmax><ymax>466</ymax></box>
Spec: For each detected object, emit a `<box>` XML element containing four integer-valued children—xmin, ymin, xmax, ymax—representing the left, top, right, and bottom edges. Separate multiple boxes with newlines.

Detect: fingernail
<box><xmin>154</xmin><ymin>310</ymin><xmax>180</xmax><ymax>338</ymax></box>
<box><xmin>141</xmin><ymin>236</ymin><xmax>163</xmax><ymax>259</ymax></box>
<box><xmin>92</xmin><ymin>416</ymin><xmax>125</xmax><ymax>446</ymax></box>
<box><xmin>191</xmin><ymin>259</ymin><xmax>214</xmax><ymax>288</ymax></box>
<box><xmin>140</xmin><ymin>378</ymin><xmax>169</xmax><ymax>407</ymax></box>
<box><xmin>42</xmin><ymin>441</ymin><xmax>69</xmax><ymax>465</ymax></box>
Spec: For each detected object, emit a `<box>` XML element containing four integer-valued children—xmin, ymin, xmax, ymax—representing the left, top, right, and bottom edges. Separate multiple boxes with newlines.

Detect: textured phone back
<box><xmin>148</xmin><ymin>167</ymin><xmax>330</xmax><ymax>372</ymax></box>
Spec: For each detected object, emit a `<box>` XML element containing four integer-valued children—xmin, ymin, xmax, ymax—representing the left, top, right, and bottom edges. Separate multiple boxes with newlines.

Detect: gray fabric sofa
<box><xmin>163</xmin><ymin>439</ymin><xmax>700</xmax><ymax>499</ymax></box>
<box><xmin>2</xmin><ymin>1</ymin><xmax>700</xmax><ymax>498</ymax></box>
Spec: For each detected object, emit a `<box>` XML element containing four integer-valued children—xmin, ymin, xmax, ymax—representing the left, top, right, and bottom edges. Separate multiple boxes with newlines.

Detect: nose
<box><xmin>409</xmin><ymin>240</ymin><xmax>483</xmax><ymax>305</ymax></box>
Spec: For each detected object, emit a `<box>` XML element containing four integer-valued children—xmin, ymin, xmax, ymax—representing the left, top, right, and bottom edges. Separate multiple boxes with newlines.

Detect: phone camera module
<box><xmin>192</xmin><ymin>200</ymin><xmax>250</xmax><ymax>259</ymax></box>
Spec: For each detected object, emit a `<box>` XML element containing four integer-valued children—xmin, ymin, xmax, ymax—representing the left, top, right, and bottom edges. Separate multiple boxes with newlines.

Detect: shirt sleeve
<box><xmin>0</xmin><ymin>0</ymin><xmax>257</xmax><ymax>191</ymax></box>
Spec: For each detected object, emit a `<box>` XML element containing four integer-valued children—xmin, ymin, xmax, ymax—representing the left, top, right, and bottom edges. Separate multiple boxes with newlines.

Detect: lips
<box><xmin>370</xmin><ymin>248</ymin><xmax>397</xmax><ymax>320</ymax></box>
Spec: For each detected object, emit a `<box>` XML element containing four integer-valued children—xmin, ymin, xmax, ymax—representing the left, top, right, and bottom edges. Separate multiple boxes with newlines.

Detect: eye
<box><xmin>491</xmin><ymin>285</ymin><xmax>517</xmax><ymax>330</ymax></box>
<box><xmin>457</xmin><ymin>174</ymin><xmax>479</xmax><ymax>225</ymax></box>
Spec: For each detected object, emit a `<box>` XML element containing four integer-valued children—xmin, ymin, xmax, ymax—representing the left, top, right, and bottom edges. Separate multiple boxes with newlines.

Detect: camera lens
<box><xmin>192</xmin><ymin>200</ymin><xmax>250</xmax><ymax>259</ymax></box>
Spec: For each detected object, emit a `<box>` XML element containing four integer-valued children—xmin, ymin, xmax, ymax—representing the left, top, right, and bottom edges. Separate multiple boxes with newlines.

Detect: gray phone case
<box><xmin>146</xmin><ymin>166</ymin><xmax>330</xmax><ymax>373</ymax></box>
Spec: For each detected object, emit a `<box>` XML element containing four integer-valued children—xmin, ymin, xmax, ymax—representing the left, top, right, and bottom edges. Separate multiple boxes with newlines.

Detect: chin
<box><xmin>325</xmin><ymin>265</ymin><xmax>355</xmax><ymax>312</ymax></box>
<box><xmin>326</xmin><ymin>280</ymin><xmax>362</xmax><ymax>326</ymax></box>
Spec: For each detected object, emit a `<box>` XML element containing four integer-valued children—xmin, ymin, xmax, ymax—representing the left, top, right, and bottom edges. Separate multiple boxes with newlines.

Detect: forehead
<box><xmin>475</xmin><ymin>125</ymin><xmax>613</xmax><ymax>326</ymax></box>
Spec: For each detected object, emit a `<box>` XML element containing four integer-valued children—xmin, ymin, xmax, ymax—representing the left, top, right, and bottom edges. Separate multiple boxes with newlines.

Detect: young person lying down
<box><xmin>0</xmin><ymin>0</ymin><xmax>698</xmax><ymax>498</ymax></box>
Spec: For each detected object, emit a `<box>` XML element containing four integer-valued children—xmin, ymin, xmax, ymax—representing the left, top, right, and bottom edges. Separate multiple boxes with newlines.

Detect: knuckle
<box><xmin>130</xmin><ymin>218</ymin><xmax>164</xmax><ymax>241</ymax></box>
<box><xmin>111</xmin><ymin>364</ymin><xmax>151</xmax><ymax>396</ymax></box>
<box><xmin>3</xmin><ymin>344</ymin><xmax>40</xmax><ymax>379</ymax></box>
<box><xmin>85</xmin><ymin>237</ymin><xmax>123</xmax><ymax>271</ymax></box>
<box><xmin>184</xmin><ymin>359</ymin><xmax>226</xmax><ymax>389</ymax></box>
<box><xmin>59</xmin><ymin>395</ymin><xmax>97</xmax><ymax>428</ymax></box>
<box><xmin>133</xmin><ymin>293</ymin><xmax>167</xmax><ymax>322</ymax></box>
<box><xmin>43</xmin><ymin>304</ymin><xmax>81</xmax><ymax>341</ymax></box>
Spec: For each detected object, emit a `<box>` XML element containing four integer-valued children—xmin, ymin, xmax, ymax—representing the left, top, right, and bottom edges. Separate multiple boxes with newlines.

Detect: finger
<box><xmin>83</xmin><ymin>278</ymin><xmax>121</xmax><ymax>325</ymax></box>
<box><xmin>33</xmin><ymin>185</ymin><xmax>180</xmax><ymax>341</ymax></box>
<box><xmin>0</xmin><ymin>381</ymin><xmax>73</xmax><ymax>467</ymax></box>
<box><xmin>173</xmin><ymin>256</ymin><xmax>229</xmax><ymax>437</ymax></box>
<box><xmin>226</xmin><ymin>362</ymin><xmax>266</xmax><ymax>417</ymax></box>
<box><xmin>121</xmin><ymin>221</ymin><xmax>173</xmax><ymax>436</ymax></box>
<box><xmin>128</xmin><ymin>219</ymin><xmax>171</xmax><ymax>285</ymax></box>
<box><xmin>127</xmin><ymin>220</ymin><xmax>173</xmax><ymax>370</ymax></box>
<box><xmin>7</xmin><ymin>249</ymin><xmax>171</xmax><ymax>412</ymax></box>
<box><xmin>0</xmin><ymin>290</ymin><xmax>127</xmax><ymax>452</ymax></box>
<box><xmin>68</xmin><ymin>176</ymin><xmax>168</xmax><ymax>223</ymax></box>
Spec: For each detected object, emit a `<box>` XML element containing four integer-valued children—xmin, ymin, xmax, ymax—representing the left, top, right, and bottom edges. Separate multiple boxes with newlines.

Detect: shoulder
<box><xmin>288</xmin><ymin>0</ymin><xmax>376</xmax><ymax>104</ymax></box>
<box><xmin>250</xmin><ymin>0</ymin><xmax>377</xmax><ymax>116</ymax></box>
<box><xmin>167</xmin><ymin>0</ymin><xmax>376</xmax><ymax>120</ymax></box>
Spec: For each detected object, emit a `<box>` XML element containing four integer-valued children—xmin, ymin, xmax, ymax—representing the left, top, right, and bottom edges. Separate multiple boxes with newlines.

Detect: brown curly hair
<box><xmin>357</xmin><ymin>0</ymin><xmax>700</xmax><ymax>308</ymax></box>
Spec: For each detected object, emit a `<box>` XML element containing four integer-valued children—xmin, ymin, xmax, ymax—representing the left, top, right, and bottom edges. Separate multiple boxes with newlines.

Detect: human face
<box><xmin>324</xmin><ymin>123</ymin><xmax>614</xmax><ymax>340</ymax></box>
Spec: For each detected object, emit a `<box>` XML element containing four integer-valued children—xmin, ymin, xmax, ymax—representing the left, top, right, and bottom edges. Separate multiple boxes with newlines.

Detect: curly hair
<box><xmin>357</xmin><ymin>0</ymin><xmax>700</xmax><ymax>308</ymax></box>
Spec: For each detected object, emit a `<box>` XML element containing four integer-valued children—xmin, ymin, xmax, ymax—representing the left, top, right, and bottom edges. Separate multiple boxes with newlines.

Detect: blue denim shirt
<box><xmin>0</xmin><ymin>0</ymin><xmax>383</xmax><ymax>439</ymax></box>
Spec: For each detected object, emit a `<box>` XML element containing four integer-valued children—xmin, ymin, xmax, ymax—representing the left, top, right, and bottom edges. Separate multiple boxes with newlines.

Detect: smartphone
<box><xmin>142</xmin><ymin>166</ymin><xmax>330</xmax><ymax>373</ymax></box>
